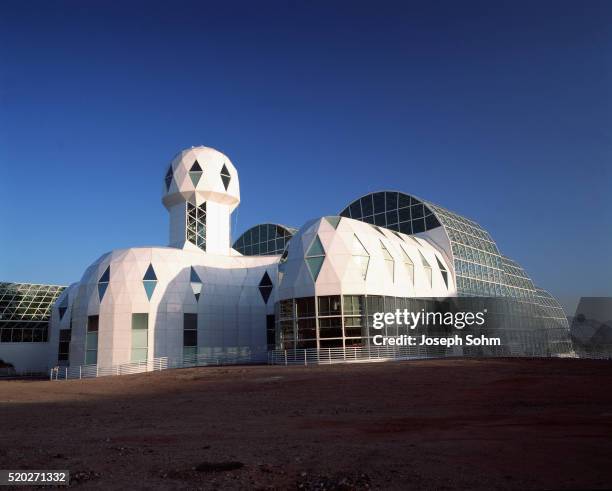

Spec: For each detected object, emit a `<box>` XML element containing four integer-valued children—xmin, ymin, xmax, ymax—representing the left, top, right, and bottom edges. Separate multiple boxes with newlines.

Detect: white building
<box><xmin>0</xmin><ymin>145</ymin><xmax>571</xmax><ymax>373</ymax></box>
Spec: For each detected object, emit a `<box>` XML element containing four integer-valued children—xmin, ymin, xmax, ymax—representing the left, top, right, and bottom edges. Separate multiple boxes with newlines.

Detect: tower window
<box><xmin>220</xmin><ymin>164</ymin><xmax>231</xmax><ymax>190</ymax></box>
<box><xmin>164</xmin><ymin>165</ymin><xmax>173</xmax><ymax>191</ymax></box>
<box><xmin>186</xmin><ymin>201</ymin><xmax>207</xmax><ymax>251</ymax></box>
<box><xmin>189</xmin><ymin>160</ymin><xmax>203</xmax><ymax>187</ymax></box>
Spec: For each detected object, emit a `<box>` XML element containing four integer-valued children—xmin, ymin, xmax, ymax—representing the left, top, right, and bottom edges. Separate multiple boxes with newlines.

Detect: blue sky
<box><xmin>0</xmin><ymin>0</ymin><xmax>610</xmax><ymax>314</ymax></box>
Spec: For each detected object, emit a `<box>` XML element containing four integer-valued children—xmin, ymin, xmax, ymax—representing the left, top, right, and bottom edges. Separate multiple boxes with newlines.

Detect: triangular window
<box><xmin>307</xmin><ymin>236</ymin><xmax>325</xmax><ymax>257</ymax></box>
<box><xmin>436</xmin><ymin>256</ymin><xmax>449</xmax><ymax>288</ymax></box>
<box><xmin>280</xmin><ymin>249</ymin><xmax>289</xmax><ymax>264</ymax></box>
<box><xmin>324</xmin><ymin>216</ymin><xmax>341</xmax><ymax>229</ymax></box>
<box><xmin>352</xmin><ymin>234</ymin><xmax>369</xmax><ymax>280</ymax></box>
<box><xmin>58</xmin><ymin>295</ymin><xmax>68</xmax><ymax>320</ymax></box>
<box><xmin>98</xmin><ymin>266</ymin><xmax>110</xmax><ymax>302</ymax></box>
<box><xmin>373</xmin><ymin>225</ymin><xmax>387</xmax><ymax>238</ymax></box>
<box><xmin>164</xmin><ymin>165</ymin><xmax>173</xmax><ymax>191</ymax></box>
<box><xmin>380</xmin><ymin>241</ymin><xmax>394</xmax><ymax>282</ymax></box>
<box><xmin>399</xmin><ymin>245</ymin><xmax>414</xmax><ymax>285</ymax></box>
<box><xmin>190</xmin><ymin>266</ymin><xmax>202</xmax><ymax>301</ymax></box>
<box><xmin>419</xmin><ymin>251</ymin><xmax>433</xmax><ymax>287</ymax></box>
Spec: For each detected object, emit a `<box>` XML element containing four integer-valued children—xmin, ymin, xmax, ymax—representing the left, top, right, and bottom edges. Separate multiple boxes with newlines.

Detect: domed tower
<box><xmin>162</xmin><ymin>146</ymin><xmax>240</xmax><ymax>255</ymax></box>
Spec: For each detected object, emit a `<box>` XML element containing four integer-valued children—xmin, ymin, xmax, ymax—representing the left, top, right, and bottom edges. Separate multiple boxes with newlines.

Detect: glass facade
<box><xmin>233</xmin><ymin>223</ymin><xmax>297</xmax><ymax>256</ymax></box>
<box><xmin>0</xmin><ymin>282</ymin><xmax>65</xmax><ymax>343</ymax></box>
<box><xmin>277</xmin><ymin>295</ymin><xmax>448</xmax><ymax>350</ymax></box>
<box><xmin>276</xmin><ymin>295</ymin><xmax>572</xmax><ymax>356</ymax></box>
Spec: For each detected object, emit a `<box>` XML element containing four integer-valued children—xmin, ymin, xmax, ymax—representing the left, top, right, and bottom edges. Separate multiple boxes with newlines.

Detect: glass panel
<box><xmin>307</xmin><ymin>236</ymin><xmax>325</xmax><ymax>256</ymax></box>
<box><xmin>131</xmin><ymin>348</ymin><xmax>148</xmax><ymax>362</ymax></box>
<box><xmin>132</xmin><ymin>329</ymin><xmax>148</xmax><ymax>348</ymax></box>
<box><xmin>85</xmin><ymin>350</ymin><xmax>97</xmax><ymax>365</ymax></box>
<box><xmin>318</xmin><ymin>295</ymin><xmax>341</xmax><ymax>316</ymax></box>
<box><xmin>132</xmin><ymin>313</ymin><xmax>148</xmax><ymax>330</ymax></box>
<box><xmin>87</xmin><ymin>315</ymin><xmax>99</xmax><ymax>332</ymax></box>
<box><xmin>296</xmin><ymin>297</ymin><xmax>316</xmax><ymax>317</ymax></box>
<box><xmin>306</xmin><ymin>257</ymin><xmax>325</xmax><ymax>281</ymax></box>
<box><xmin>86</xmin><ymin>332</ymin><xmax>98</xmax><ymax>350</ymax></box>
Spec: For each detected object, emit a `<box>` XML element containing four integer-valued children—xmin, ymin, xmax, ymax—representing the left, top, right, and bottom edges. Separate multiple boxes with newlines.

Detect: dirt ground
<box><xmin>1</xmin><ymin>358</ymin><xmax>612</xmax><ymax>490</ymax></box>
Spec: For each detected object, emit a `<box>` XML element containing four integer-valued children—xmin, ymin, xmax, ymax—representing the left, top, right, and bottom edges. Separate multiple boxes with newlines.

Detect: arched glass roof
<box><xmin>233</xmin><ymin>223</ymin><xmax>297</xmax><ymax>256</ymax></box>
<box><xmin>340</xmin><ymin>191</ymin><xmax>565</xmax><ymax>312</ymax></box>
<box><xmin>339</xmin><ymin>191</ymin><xmax>441</xmax><ymax>234</ymax></box>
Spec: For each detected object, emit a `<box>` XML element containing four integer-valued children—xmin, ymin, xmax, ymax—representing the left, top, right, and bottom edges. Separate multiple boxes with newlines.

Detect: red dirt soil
<box><xmin>1</xmin><ymin>358</ymin><xmax>612</xmax><ymax>490</ymax></box>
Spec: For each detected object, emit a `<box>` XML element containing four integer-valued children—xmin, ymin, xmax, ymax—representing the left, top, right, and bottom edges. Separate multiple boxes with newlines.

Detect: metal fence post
<box><xmin>304</xmin><ymin>350</ymin><xmax>307</xmax><ymax>366</ymax></box>
<box><xmin>79</xmin><ymin>366</ymin><xmax>82</xmax><ymax>379</ymax></box>
<box><xmin>284</xmin><ymin>350</ymin><xmax>287</xmax><ymax>366</ymax></box>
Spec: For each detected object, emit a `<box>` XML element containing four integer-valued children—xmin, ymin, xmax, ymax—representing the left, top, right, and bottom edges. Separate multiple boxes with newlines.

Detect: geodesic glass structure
<box><xmin>339</xmin><ymin>191</ymin><xmax>571</xmax><ymax>354</ymax></box>
<box><xmin>233</xmin><ymin>223</ymin><xmax>297</xmax><ymax>256</ymax></box>
<box><xmin>0</xmin><ymin>283</ymin><xmax>65</xmax><ymax>343</ymax></box>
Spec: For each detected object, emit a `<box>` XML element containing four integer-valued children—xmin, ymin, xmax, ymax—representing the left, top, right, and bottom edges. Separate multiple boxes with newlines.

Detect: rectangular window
<box><xmin>320</xmin><ymin>338</ymin><xmax>343</xmax><ymax>348</ymax></box>
<box><xmin>183</xmin><ymin>313</ymin><xmax>198</xmax><ymax>358</ymax></box>
<box><xmin>344</xmin><ymin>316</ymin><xmax>364</xmax><ymax>338</ymax></box>
<box><xmin>58</xmin><ymin>329</ymin><xmax>71</xmax><ymax>362</ymax></box>
<box><xmin>318</xmin><ymin>317</ymin><xmax>342</xmax><ymax>338</ymax></box>
<box><xmin>266</xmin><ymin>315</ymin><xmax>275</xmax><ymax>349</ymax></box>
<box><xmin>295</xmin><ymin>297</ymin><xmax>316</xmax><ymax>318</ymax></box>
<box><xmin>131</xmin><ymin>313</ymin><xmax>148</xmax><ymax>362</ymax></box>
<box><xmin>280</xmin><ymin>319</ymin><xmax>295</xmax><ymax>349</ymax></box>
<box><xmin>279</xmin><ymin>299</ymin><xmax>294</xmax><ymax>319</ymax></box>
<box><xmin>296</xmin><ymin>318</ymin><xmax>316</xmax><ymax>340</ymax></box>
<box><xmin>343</xmin><ymin>295</ymin><xmax>365</xmax><ymax>316</ymax></box>
<box><xmin>85</xmin><ymin>315</ymin><xmax>98</xmax><ymax>365</ymax></box>
<box><xmin>318</xmin><ymin>295</ymin><xmax>341</xmax><ymax>316</ymax></box>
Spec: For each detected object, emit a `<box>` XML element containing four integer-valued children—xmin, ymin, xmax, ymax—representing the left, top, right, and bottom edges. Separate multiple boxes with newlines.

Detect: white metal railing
<box><xmin>266</xmin><ymin>345</ymin><xmax>585</xmax><ymax>366</ymax></box>
<box><xmin>49</xmin><ymin>348</ymin><xmax>268</xmax><ymax>381</ymax></box>
<box><xmin>268</xmin><ymin>346</ymin><xmax>432</xmax><ymax>365</ymax></box>
<box><xmin>50</xmin><ymin>357</ymin><xmax>169</xmax><ymax>380</ymax></box>
<box><xmin>48</xmin><ymin>346</ymin><xmax>609</xmax><ymax>380</ymax></box>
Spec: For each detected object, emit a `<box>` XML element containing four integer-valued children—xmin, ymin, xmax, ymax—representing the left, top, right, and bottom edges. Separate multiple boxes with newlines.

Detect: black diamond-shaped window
<box><xmin>258</xmin><ymin>271</ymin><xmax>273</xmax><ymax>304</ymax></box>
<box><xmin>220</xmin><ymin>164</ymin><xmax>231</xmax><ymax>190</ymax></box>
<box><xmin>189</xmin><ymin>160</ymin><xmax>203</xmax><ymax>187</ymax></box>
<box><xmin>164</xmin><ymin>165</ymin><xmax>173</xmax><ymax>191</ymax></box>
